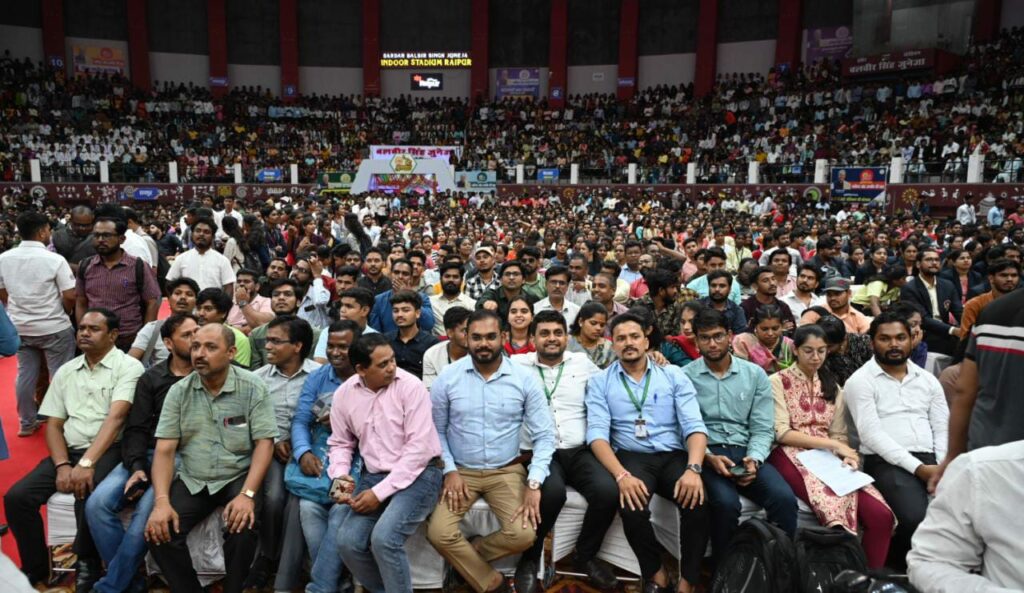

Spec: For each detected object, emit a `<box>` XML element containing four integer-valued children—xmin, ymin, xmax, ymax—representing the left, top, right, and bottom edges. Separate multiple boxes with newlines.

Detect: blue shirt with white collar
<box><xmin>430</xmin><ymin>355</ymin><xmax>556</xmax><ymax>484</ymax></box>
<box><xmin>585</xmin><ymin>360</ymin><xmax>707</xmax><ymax>453</ymax></box>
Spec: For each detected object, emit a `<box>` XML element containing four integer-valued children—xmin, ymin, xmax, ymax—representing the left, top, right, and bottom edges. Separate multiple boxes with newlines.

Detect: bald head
<box><xmin>191</xmin><ymin>323</ymin><xmax>236</xmax><ymax>377</ymax></box>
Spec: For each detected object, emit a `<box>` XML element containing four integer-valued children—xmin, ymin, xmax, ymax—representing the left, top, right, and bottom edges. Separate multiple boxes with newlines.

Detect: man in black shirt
<box><xmin>387</xmin><ymin>289</ymin><xmax>439</xmax><ymax>378</ymax></box>
<box><xmin>84</xmin><ymin>313</ymin><xmax>198</xmax><ymax>593</ymax></box>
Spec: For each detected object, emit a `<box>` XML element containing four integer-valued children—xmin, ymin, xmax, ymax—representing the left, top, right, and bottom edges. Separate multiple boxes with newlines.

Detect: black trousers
<box><xmin>863</xmin><ymin>452</ymin><xmax>935</xmax><ymax>570</ymax></box>
<box><xmin>523</xmin><ymin>446</ymin><xmax>619</xmax><ymax>563</ymax></box>
<box><xmin>147</xmin><ymin>474</ymin><xmax>264</xmax><ymax>593</ymax></box>
<box><xmin>3</xmin><ymin>446</ymin><xmax>121</xmax><ymax>583</ymax></box>
<box><xmin>616</xmin><ymin>449</ymin><xmax>709</xmax><ymax>585</ymax></box>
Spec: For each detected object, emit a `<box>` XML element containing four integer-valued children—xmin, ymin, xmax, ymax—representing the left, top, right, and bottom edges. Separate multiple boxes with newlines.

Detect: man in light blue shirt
<box><xmin>987</xmin><ymin>197</ymin><xmax>1005</xmax><ymax>227</ymax></box>
<box><xmin>687</xmin><ymin>248</ymin><xmax>742</xmax><ymax>304</ymax></box>
<box><xmin>585</xmin><ymin>312</ymin><xmax>709</xmax><ymax>593</ymax></box>
<box><xmin>682</xmin><ymin>308</ymin><xmax>796</xmax><ymax>566</ymax></box>
<box><xmin>427</xmin><ymin>310</ymin><xmax>556</xmax><ymax>593</ymax></box>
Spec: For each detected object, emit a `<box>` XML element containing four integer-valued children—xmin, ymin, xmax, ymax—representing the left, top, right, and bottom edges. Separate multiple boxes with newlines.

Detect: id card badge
<box><xmin>634</xmin><ymin>418</ymin><xmax>649</xmax><ymax>439</ymax></box>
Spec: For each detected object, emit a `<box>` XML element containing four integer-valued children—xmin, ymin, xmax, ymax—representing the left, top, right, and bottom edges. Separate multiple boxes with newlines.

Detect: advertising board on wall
<box><xmin>831</xmin><ymin>166</ymin><xmax>889</xmax><ymax>202</ymax></box>
<box><xmin>495</xmin><ymin>68</ymin><xmax>541</xmax><ymax>99</ymax></box>
<box><xmin>455</xmin><ymin>170</ymin><xmax>497</xmax><ymax>191</ymax></box>
<box><xmin>72</xmin><ymin>45</ymin><xmax>126</xmax><ymax>76</ymax></box>
<box><xmin>380</xmin><ymin>52</ymin><xmax>472</xmax><ymax>68</ymax></box>
<box><xmin>805</xmin><ymin>27</ymin><xmax>854</xmax><ymax>63</ymax></box>
<box><xmin>369</xmin><ymin>145</ymin><xmax>463</xmax><ymax>161</ymax></box>
<box><xmin>410</xmin><ymin>73</ymin><xmax>444</xmax><ymax>91</ymax></box>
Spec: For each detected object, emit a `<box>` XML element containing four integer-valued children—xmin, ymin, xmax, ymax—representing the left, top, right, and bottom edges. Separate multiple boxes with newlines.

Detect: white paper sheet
<box><xmin>796</xmin><ymin>448</ymin><xmax>875</xmax><ymax>497</ymax></box>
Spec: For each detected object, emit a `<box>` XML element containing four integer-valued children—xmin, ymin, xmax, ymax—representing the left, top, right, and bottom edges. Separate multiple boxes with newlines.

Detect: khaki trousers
<box><xmin>425</xmin><ymin>465</ymin><xmax>535</xmax><ymax>592</ymax></box>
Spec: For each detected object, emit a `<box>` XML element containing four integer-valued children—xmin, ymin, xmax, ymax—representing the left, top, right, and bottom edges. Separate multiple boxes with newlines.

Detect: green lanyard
<box><xmin>537</xmin><ymin>363</ymin><xmax>565</xmax><ymax>403</ymax></box>
<box><xmin>619</xmin><ymin>371</ymin><xmax>652</xmax><ymax>418</ymax></box>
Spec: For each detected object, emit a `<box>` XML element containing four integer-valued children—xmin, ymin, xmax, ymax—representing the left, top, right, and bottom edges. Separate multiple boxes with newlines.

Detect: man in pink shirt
<box><xmin>326</xmin><ymin>333</ymin><xmax>443</xmax><ymax>593</ymax></box>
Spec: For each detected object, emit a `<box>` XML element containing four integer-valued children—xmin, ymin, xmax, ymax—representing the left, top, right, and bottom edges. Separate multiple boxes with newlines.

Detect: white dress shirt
<box><xmin>122</xmin><ymin>231</ymin><xmax>154</xmax><ymax>267</ymax></box>
<box><xmin>534</xmin><ymin>297</ymin><xmax>581</xmax><ymax>327</ymax></box>
<box><xmin>165</xmin><ymin>248</ymin><xmax>236</xmax><ymax>291</ymax></box>
<box><xmin>429</xmin><ymin>292</ymin><xmax>476</xmax><ymax>337</ymax></box>
<box><xmin>908</xmin><ymin>440</ymin><xmax>1024</xmax><ymax>593</ymax></box>
<box><xmin>422</xmin><ymin>341</ymin><xmax>457</xmax><ymax>389</ymax></box>
<box><xmin>0</xmin><ymin>241</ymin><xmax>76</xmax><ymax>336</ymax></box>
<box><xmin>844</xmin><ymin>358</ymin><xmax>949</xmax><ymax>474</ymax></box>
<box><xmin>781</xmin><ymin>291</ymin><xmax>826</xmax><ymax>320</ymax></box>
<box><xmin>512</xmin><ymin>350</ymin><xmax>601</xmax><ymax>449</ymax></box>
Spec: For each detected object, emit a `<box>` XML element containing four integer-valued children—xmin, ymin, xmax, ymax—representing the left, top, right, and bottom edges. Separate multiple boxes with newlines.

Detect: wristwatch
<box><xmin>242</xmin><ymin>489</ymin><xmax>256</xmax><ymax>499</ymax></box>
<box><xmin>237</xmin><ymin>300</ymin><xmax>250</xmax><ymax>308</ymax></box>
<box><xmin>685</xmin><ymin>463</ymin><xmax>702</xmax><ymax>475</ymax></box>
<box><xmin>527</xmin><ymin>480</ymin><xmax>541</xmax><ymax>491</ymax></box>
<box><xmin>78</xmin><ymin>458</ymin><xmax>94</xmax><ymax>469</ymax></box>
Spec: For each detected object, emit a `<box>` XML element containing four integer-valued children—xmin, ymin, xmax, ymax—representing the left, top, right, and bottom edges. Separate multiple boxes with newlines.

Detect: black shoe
<box><xmin>243</xmin><ymin>554</ymin><xmax>273</xmax><ymax>589</ymax></box>
<box><xmin>514</xmin><ymin>557</ymin><xmax>540</xmax><ymax>593</ymax></box>
<box><xmin>642</xmin><ymin>580</ymin><xmax>672</xmax><ymax>593</ymax></box>
<box><xmin>75</xmin><ymin>559</ymin><xmax>101</xmax><ymax>593</ymax></box>
<box><xmin>574</xmin><ymin>558</ymin><xmax>618</xmax><ymax>589</ymax></box>
<box><xmin>442</xmin><ymin>561</ymin><xmax>466</xmax><ymax>593</ymax></box>
<box><xmin>487</xmin><ymin>576</ymin><xmax>512</xmax><ymax>593</ymax></box>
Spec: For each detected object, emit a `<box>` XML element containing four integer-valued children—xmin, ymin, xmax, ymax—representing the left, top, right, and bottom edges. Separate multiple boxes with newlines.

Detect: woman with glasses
<box><xmin>767</xmin><ymin>325</ymin><xmax>894</xmax><ymax>568</ymax></box>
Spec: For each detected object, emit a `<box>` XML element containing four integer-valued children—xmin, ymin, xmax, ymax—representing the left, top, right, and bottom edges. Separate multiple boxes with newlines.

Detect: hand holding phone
<box><xmin>729</xmin><ymin>465</ymin><xmax>752</xmax><ymax>478</ymax></box>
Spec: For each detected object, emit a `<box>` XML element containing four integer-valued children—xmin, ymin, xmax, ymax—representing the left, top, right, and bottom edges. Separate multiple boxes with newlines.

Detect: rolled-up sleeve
<box><xmin>247</xmin><ymin>383</ymin><xmax>279</xmax><ymax>441</ymax></box>
<box><xmin>746</xmin><ymin>368</ymin><xmax>775</xmax><ymax>463</ymax></box>
<box><xmin>290</xmin><ymin>372</ymin><xmax>319</xmax><ymax>461</ymax></box>
<box><xmin>585</xmin><ymin>372</ymin><xmax>612</xmax><ymax>445</ymax></box>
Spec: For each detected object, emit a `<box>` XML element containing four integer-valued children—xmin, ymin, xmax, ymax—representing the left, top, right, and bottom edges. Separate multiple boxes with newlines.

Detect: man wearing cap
<box><xmin>824</xmin><ymin>277</ymin><xmax>873</xmax><ymax>335</ymax></box>
<box><xmin>464</xmin><ymin>245</ymin><xmax>500</xmax><ymax>300</ymax></box>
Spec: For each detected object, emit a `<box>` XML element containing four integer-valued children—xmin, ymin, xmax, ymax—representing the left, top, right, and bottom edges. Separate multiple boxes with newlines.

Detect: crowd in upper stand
<box><xmin>3</xmin><ymin>28</ymin><xmax>1024</xmax><ymax>187</ymax></box>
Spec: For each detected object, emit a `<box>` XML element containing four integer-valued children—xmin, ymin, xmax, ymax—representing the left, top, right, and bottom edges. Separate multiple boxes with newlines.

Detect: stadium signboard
<box><xmin>842</xmin><ymin>49</ymin><xmax>934</xmax><ymax>78</ymax></box>
<box><xmin>380</xmin><ymin>52</ymin><xmax>471</xmax><ymax>68</ymax></box>
<box><xmin>369</xmin><ymin>145</ymin><xmax>463</xmax><ymax>161</ymax></box>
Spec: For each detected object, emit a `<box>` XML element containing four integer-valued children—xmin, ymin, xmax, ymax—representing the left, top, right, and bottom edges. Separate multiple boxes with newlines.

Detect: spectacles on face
<box><xmin>696</xmin><ymin>332</ymin><xmax>729</xmax><ymax>344</ymax></box>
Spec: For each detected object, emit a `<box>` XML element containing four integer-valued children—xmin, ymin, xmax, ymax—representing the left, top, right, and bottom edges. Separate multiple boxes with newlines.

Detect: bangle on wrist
<box><xmin>54</xmin><ymin>461</ymin><xmax>72</xmax><ymax>470</ymax></box>
<box><xmin>615</xmin><ymin>470</ymin><xmax>631</xmax><ymax>483</ymax></box>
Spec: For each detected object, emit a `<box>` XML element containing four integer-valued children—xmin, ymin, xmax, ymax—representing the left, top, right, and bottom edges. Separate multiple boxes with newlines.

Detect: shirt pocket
<box><xmin>219</xmin><ymin>420</ymin><xmax>253</xmax><ymax>454</ymax></box>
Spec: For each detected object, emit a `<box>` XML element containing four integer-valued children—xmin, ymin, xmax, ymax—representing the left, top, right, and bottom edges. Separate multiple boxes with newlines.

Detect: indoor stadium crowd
<box><xmin>4</xmin><ymin>27</ymin><xmax>1024</xmax><ymax>187</ymax></box>
<box><xmin>0</xmin><ymin>180</ymin><xmax>1021</xmax><ymax>593</ymax></box>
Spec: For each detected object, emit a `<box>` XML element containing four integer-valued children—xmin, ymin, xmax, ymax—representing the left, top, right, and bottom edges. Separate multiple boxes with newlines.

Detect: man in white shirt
<box><xmin>534</xmin><ymin>265</ymin><xmax>581</xmax><ymax>327</ymax></box>
<box><xmin>510</xmin><ymin>310</ymin><xmax>617</xmax><ymax>593</ymax></box>
<box><xmin>780</xmin><ymin>264</ymin><xmax>826</xmax><ymax>319</ymax></box>
<box><xmin>213</xmin><ymin>196</ymin><xmax>244</xmax><ymax>241</ymax></box>
<box><xmin>429</xmin><ymin>262</ymin><xmax>476</xmax><ymax>337</ymax></box>
<box><xmin>165</xmin><ymin>217</ymin><xmax>236</xmax><ymax>293</ymax></box>
<box><xmin>0</xmin><ymin>212</ymin><xmax>78</xmax><ymax>436</ymax></box>
<box><xmin>955</xmin><ymin>194</ymin><xmax>976</xmax><ymax>226</ymax></box>
<box><xmin>422</xmin><ymin>306</ymin><xmax>472</xmax><ymax>389</ymax></box>
<box><xmin>907</xmin><ymin>440</ymin><xmax>1024</xmax><ymax>593</ymax></box>
<box><xmin>845</xmin><ymin>311</ymin><xmax>949</xmax><ymax>570</ymax></box>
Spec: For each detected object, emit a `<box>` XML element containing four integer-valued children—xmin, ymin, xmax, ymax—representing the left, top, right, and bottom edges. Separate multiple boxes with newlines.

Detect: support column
<box><xmin>616</xmin><ymin>0</ymin><xmax>639</xmax><ymax>101</ymax></box>
<box><xmin>208</xmin><ymin>0</ymin><xmax>229</xmax><ymax>96</ymax></box>
<box><xmin>40</xmin><ymin>0</ymin><xmax>65</xmax><ymax>72</ymax></box>
<box><xmin>974</xmin><ymin>0</ymin><xmax>1002</xmax><ymax>44</ymax></box>
<box><xmin>775</xmin><ymin>0</ymin><xmax>802</xmax><ymax>68</ymax></box>
<box><xmin>363</xmin><ymin>0</ymin><xmax>381</xmax><ymax>97</ymax></box>
<box><xmin>470</xmin><ymin>0</ymin><xmax>489</xmax><ymax>103</ymax></box>
<box><xmin>694</xmin><ymin>0</ymin><xmax>718</xmax><ymax>98</ymax></box>
<box><xmin>126</xmin><ymin>0</ymin><xmax>151</xmax><ymax>91</ymax></box>
<box><xmin>280</xmin><ymin>0</ymin><xmax>299</xmax><ymax>99</ymax></box>
<box><xmin>548</xmin><ymin>0</ymin><xmax>568</xmax><ymax>108</ymax></box>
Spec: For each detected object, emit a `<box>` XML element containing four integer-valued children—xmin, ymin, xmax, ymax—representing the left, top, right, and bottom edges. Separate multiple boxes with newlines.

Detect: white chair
<box><xmin>46</xmin><ymin>492</ymin><xmax>227</xmax><ymax>585</ymax></box>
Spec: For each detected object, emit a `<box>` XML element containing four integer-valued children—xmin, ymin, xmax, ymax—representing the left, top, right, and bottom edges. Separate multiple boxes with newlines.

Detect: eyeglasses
<box><xmin>696</xmin><ymin>332</ymin><xmax>730</xmax><ymax>344</ymax></box>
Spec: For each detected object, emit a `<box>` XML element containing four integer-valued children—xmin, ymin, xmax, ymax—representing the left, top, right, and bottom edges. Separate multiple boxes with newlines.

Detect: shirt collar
<box><xmin>74</xmin><ymin>347</ymin><xmax>121</xmax><ymax>371</ymax></box>
<box><xmin>463</xmin><ymin>355</ymin><xmax>514</xmax><ymax>379</ymax></box>
<box><xmin>267</xmin><ymin>359</ymin><xmax>317</xmax><ymax>379</ymax></box>
<box><xmin>20</xmin><ymin>240</ymin><xmax>46</xmax><ymax>249</ymax></box>
<box><xmin>691</xmin><ymin>355</ymin><xmax>740</xmax><ymax>377</ymax></box>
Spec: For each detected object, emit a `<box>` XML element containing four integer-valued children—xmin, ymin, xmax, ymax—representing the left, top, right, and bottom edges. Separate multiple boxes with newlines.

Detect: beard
<box><xmin>875</xmin><ymin>349</ymin><xmax>910</xmax><ymax>366</ymax></box>
<box><xmin>470</xmin><ymin>344</ymin><xmax>502</xmax><ymax>364</ymax></box>
<box><xmin>442</xmin><ymin>282</ymin><xmax>461</xmax><ymax>296</ymax></box>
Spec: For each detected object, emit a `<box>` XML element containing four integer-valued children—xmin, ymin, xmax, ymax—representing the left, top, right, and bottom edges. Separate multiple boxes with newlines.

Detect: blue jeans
<box><xmin>299</xmin><ymin>498</ymin><xmax>331</xmax><ymax>559</ymax></box>
<box><xmin>337</xmin><ymin>466</ymin><xmax>442</xmax><ymax>593</ymax></box>
<box><xmin>306</xmin><ymin>503</ymin><xmax>353</xmax><ymax>593</ymax></box>
<box><xmin>703</xmin><ymin>444</ymin><xmax>797</xmax><ymax>565</ymax></box>
<box><xmin>85</xmin><ymin>458</ymin><xmax>156</xmax><ymax>593</ymax></box>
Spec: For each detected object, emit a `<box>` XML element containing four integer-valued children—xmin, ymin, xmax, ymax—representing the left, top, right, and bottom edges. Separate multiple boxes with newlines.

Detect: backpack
<box><xmin>829</xmin><ymin>569</ymin><xmax>920</xmax><ymax>593</ymax></box>
<box><xmin>78</xmin><ymin>254</ymin><xmax>149</xmax><ymax>320</ymax></box>
<box><xmin>710</xmin><ymin>518</ymin><xmax>797</xmax><ymax>593</ymax></box>
<box><xmin>794</xmin><ymin>526</ymin><xmax>868</xmax><ymax>593</ymax></box>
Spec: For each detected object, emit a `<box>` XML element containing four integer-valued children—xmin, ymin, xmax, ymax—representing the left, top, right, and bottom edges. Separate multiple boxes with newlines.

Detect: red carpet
<box><xmin>0</xmin><ymin>353</ymin><xmax>48</xmax><ymax>566</ymax></box>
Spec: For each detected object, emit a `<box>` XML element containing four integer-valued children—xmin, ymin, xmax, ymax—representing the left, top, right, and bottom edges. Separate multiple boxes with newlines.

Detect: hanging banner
<box><xmin>831</xmin><ymin>166</ymin><xmax>889</xmax><ymax>202</ymax></box>
<box><xmin>256</xmin><ymin>168</ymin><xmax>284</xmax><ymax>183</ymax></box>
<box><xmin>804</xmin><ymin>27</ymin><xmax>854</xmax><ymax>63</ymax></box>
<box><xmin>321</xmin><ymin>171</ymin><xmax>355</xmax><ymax>192</ymax></box>
<box><xmin>369</xmin><ymin>145</ymin><xmax>463</xmax><ymax>161</ymax></box>
<box><xmin>72</xmin><ymin>45</ymin><xmax>126</xmax><ymax>76</ymax></box>
<box><xmin>537</xmin><ymin>168</ymin><xmax>560</xmax><ymax>182</ymax></box>
<box><xmin>368</xmin><ymin>174</ymin><xmax>437</xmax><ymax>194</ymax></box>
<box><xmin>455</xmin><ymin>170</ymin><xmax>497</xmax><ymax>191</ymax></box>
<box><xmin>496</xmin><ymin>68</ymin><xmax>541</xmax><ymax>99</ymax></box>
<box><xmin>842</xmin><ymin>49</ymin><xmax>935</xmax><ymax>78</ymax></box>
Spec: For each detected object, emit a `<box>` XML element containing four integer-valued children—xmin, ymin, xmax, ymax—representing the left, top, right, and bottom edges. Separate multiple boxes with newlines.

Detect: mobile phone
<box><xmin>121</xmin><ymin>479</ymin><xmax>148</xmax><ymax>504</ymax></box>
<box><xmin>729</xmin><ymin>465</ymin><xmax>752</xmax><ymax>477</ymax></box>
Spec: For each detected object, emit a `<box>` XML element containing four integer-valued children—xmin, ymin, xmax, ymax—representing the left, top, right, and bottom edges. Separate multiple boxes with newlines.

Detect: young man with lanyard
<box><xmin>510</xmin><ymin>310</ymin><xmax>618</xmax><ymax>593</ymax></box>
<box><xmin>585</xmin><ymin>312</ymin><xmax>709</xmax><ymax>593</ymax></box>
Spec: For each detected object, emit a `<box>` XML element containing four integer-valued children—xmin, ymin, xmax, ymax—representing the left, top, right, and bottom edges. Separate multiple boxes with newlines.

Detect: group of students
<box><xmin>0</xmin><ymin>197</ymin><xmax>1020</xmax><ymax>593</ymax></box>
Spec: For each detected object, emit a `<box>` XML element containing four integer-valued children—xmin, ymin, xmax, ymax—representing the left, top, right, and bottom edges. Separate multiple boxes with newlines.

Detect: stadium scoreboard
<box><xmin>380</xmin><ymin>52</ymin><xmax>472</xmax><ymax>68</ymax></box>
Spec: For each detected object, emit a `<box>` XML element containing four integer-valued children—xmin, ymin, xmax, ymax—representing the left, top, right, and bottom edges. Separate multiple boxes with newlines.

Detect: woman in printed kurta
<box><xmin>767</xmin><ymin>324</ymin><xmax>895</xmax><ymax>568</ymax></box>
